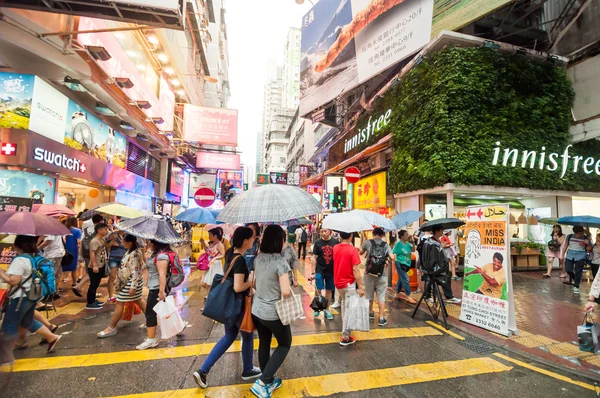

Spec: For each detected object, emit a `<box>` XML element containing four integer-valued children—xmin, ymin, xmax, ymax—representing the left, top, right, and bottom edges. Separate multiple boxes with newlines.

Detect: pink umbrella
<box><xmin>0</xmin><ymin>211</ymin><xmax>71</xmax><ymax>236</ymax></box>
<box><xmin>32</xmin><ymin>204</ymin><xmax>76</xmax><ymax>217</ymax></box>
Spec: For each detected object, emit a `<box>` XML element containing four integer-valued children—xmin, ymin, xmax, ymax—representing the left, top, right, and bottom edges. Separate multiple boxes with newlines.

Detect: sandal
<box><xmin>97</xmin><ymin>327</ymin><xmax>117</xmax><ymax>338</ymax></box>
<box><xmin>558</xmin><ymin>274</ymin><xmax>568</xmax><ymax>278</ymax></box>
<box><xmin>40</xmin><ymin>325</ymin><xmax>59</xmax><ymax>345</ymax></box>
<box><xmin>542</xmin><ymin>274</ymin><xmax>551</xmax><ymax>278</ymax></box>
<box><xmin>14</xmin><ymin>341</ymin><xmax>28</xmax><ymax>350</ymax></box>
<box><xmin>404</xmin><ymin>297</ymin><xmax>418</xmax><ymax>304</ymax></box>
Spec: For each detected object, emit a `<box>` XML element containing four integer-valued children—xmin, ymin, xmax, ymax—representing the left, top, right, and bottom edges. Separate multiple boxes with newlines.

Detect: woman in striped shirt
<box><xmin>97</xmin><ymin>234</ymin><xmax>146</xmax><ymax>338</ymax></box>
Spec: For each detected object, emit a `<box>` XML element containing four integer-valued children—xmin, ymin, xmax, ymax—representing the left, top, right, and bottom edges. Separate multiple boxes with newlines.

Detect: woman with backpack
<box><xmin>98</xmin><ymin>234</ymin><xmax>146</xmax><ymax>338</ymax></box>
<box><xmin>543</xmin><ymin>224</ymin><xmax>566</xmax><ymax>278</ymax></box>
<box><xmin>0</xmin><ymin>235</ymin><xmax>62</xmax><ymax>363</ymax></box>
<box><xmin>193</xmin><ymin>227</ymin><xmax>261</xmax><ymax>389</ymax></box>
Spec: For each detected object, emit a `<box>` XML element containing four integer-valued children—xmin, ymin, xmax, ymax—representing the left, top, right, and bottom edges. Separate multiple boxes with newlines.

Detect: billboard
<box><xmin>256</xmin><ymin>174</ymin><xmax>270</xmax><ymax>185</ymax></box>
<box><xmin>189</xmin><ymin>173</ymin><xmax>217</xmax><ymax>196</ymax></box>
<box><xmin>353</xmin><ymin>171</ymin><xmax>386</xmax><ymax>209</ymax></box>
<box><xmin>300</xmin><ymin>0</ymin><xmax>434</xmax><ymax>116</ymax></box>
<box><xmin>196</xmin><ymin>151</ymin><xmax>241</xmax><ymax>170</ymax></box>
<box><xmin>183</xmin><ymin>104</ymin><xmax>238</xmax><ymax>146</ymax></box>
<box><xmin>217</xmin><ymin>170</ymin><xmax>244</xmax><ymax>191</ymax></box>
<box><xmin>270</xmin><ymin>172</ymin><xmax>288</xmax><ymax>185</ymax></box>
<box><xmin>168</xmin><ymin>162</ymin><xmax>184</xmax><ymax>198</ymax></box>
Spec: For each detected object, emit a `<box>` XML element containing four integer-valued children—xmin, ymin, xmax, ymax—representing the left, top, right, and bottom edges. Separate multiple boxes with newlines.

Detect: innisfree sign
<box><xmin>492</xmin><ymin>141</ymin><xmax>600</xmax><ymax>178</ymax></box>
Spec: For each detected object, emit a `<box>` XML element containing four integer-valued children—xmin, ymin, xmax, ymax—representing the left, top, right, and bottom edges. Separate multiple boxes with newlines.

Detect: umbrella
<box><xmin>537</xmin><ymin>217</ymin><xmax>559</xmax><ymax>225</ymax></box>
<box><xmin>419</xmin><ymin>218</ymin><xmax>465</xmax><ymax>232</ymax></box>
<box><xmin>216</xmin><ymin>185</ymin><xmax>323</xmax><ymax>224</ymax></box>
<box><xmin>392</xmin><ymin>210</ymin><xmax>424</xmax><ymax>229</ymax></box>
<box><xmin>79</xmin><ymin>202</ymin><xmax>125</xmax><ymax>220</ymax></box>
<box><xmin>175</xmin><ymin>208</ymin><xmax>216</xmax><ymax>224</ymax></box>
<box><xmin>0</xmin><ymin>211</ymin><xmax>71</xmax><ymax>236</ymax></box>
<box><xmin>349</xmin><ymin>210</ymin><xmax>396</xmax><ymax>231</ymax></box>
<box><xmin>263</xmin><ymin>217</ymin><xmax>312</xmax><ymax>226</ymax></box>
<box><xmin>32</xmin><ymin>204</ymin><xmax>76</xmax><ymax>217</ymax></box>
<box><xmin>116</xmin><ymin>215</ymin><xmax>184</xmax><ymax>244</ymax></box>
<box><xmin>557</xmin><ymin>215</ymin><xmax>600</xmax><ymax>228</ymax></box>
<box><xmin>322</xmin><ymin>212</ymin><xmax>373</xmax><ymax>233</ymax></box>
<box><xmin>95</xmin><ymin>203</ymin><xmax>148</xmax><ymax>219</ymax></box>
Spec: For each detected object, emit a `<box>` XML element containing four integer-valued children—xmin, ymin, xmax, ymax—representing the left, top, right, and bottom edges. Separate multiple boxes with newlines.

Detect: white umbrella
<box><xmin>322</xmin><ymin>212</ymin><xmax>373</xmax><ymax>233</ymax></box>
<box><xmin>348</xmin><ymin>210</ymin><xmax>396</xmax><ymax>231</ymax></box>
<box><xmin>216</xmin><ymin>185</ymin><xmax>323</xmax><ymax>224</ymax></box>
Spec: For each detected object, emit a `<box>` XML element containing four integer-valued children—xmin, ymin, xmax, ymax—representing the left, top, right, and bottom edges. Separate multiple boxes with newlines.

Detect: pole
<box><xmin>40</xmin><ymin>25</ymin><xmax>153</xmax><ymax>37</ymax></box>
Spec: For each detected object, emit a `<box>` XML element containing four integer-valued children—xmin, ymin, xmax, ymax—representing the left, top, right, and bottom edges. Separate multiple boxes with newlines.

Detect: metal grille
<box><xmin>127</xmin><ymin>143</ymin><xmax>147</xmax><ymax>178</ymax></box>
<box><xmin>458</xmin><ymin>335</ymin><xmax>498</xmax><ymax>355</ymax></box>
<box><xmin>146</xmin><ymin>155</ymin><xmax>161</xmax><ymax>183</ymax></box>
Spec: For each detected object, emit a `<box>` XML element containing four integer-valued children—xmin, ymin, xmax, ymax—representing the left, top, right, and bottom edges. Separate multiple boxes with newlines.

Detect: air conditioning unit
<box><xmin>368</xmin><ymin>152</ymin><xmax>385</xmax><ymax>170</ymax></box>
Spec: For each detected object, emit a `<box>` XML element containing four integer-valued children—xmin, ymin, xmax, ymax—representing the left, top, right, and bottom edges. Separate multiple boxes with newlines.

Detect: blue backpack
<box><xmin>15</xmin><ymin>254</ymin><xmax>57</xmax><ymax>300</ymax></box>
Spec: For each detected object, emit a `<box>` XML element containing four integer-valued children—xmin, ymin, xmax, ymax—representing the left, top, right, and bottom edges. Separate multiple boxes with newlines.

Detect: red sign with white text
<box><xmin>196</xmin><ymin>151</ymin><xmax>240</xmax><ymax>170</ymax></box>
<box><xmin>344</xmin><ymin>167</ymin><xmax>361</xmax><ymax>184</ymax></box>
<box><xmin>183</xmin><ymin>105</ymin><xmax>238</xmax><ymax>146</ymax></box>
<box><xmin>194</xmin><ymin>187</ymin><xmax>216</xmax><ymax>207</ymax></box>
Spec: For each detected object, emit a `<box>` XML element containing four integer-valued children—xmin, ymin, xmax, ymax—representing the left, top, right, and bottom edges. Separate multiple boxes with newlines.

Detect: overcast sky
<box><xmin>226</xmin><ymin>0</ymin><xmax>313</xmax><ymax>171</ymax></box>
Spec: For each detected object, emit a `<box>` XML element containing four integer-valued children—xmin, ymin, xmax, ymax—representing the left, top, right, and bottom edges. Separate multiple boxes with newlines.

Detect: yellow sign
<box><xmin>353</xmin><ymin>172</ymin><xmax>386</xmax><ymax>209</ymax></box>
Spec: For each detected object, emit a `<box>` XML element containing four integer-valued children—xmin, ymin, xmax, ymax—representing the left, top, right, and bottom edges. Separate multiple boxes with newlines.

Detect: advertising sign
<box><xmin>0</xmin><ymin>242</ymin><xmax>18</xmax><ymax>266</ymax></box>
<box><xmin>0</xmin><ymin>72</ymin><xmax>35</xmax><ymax>130</ymax></box>
<box><xmin>189</xmin><ymin>173</ymin><xmax>217</xmax><ymax>196</ymax></box>
<box><xmin>353</xmin><ymin>171</ymin><xmax>386</xmax><ymax>209</ymax></box>
<box><xmin>299</xmin><ymin>0</ymin><xmax>434</xmax><ymax>116</ymax></box>
<box><xmin>299</xmin><ymin>165</ymin><xmax>310</xmax><ymax>184</ymax></box>
<box><xmin>183</xmin><ymin>104</ymin><xmax>238</xmax><ymax>146</ymax></box>
<box><xmin>168</xmin><ymin>162</ymin><xmax>184</xmax><ymax>198</ymax></box>
<box><xmin>269</xmin><ymin>172</ymin><xmax>288</xmax><ymax>185</ymax></box>
<box><xmin>256</xmin><ymin>174</ymin><xmax>270</xmax><ymax>185</ymax></box>
<box><xmin>459</xmin><ymin>204</ymin><xmax>517</xmax><ymax>337</ymax></box>
<box><xmin>0</xmin><ymin>196</ymin><xmax>34</xmax><ymax>212</ymax></box>
<box><xmin>29</xmin><ymin>76</ymin><xmax>69</xmax><ymax>143</ymax></box>
<box><xmin>196</xmin><ymin>151</ymin><xmax>241</xmax><ymax>170</ymax></box>
<box><xmin>217</xmin><ymin>170</ymin><xmax>244</xmax><ymax>191</ymax></box>
<box><xmin>307</xmin><ymin>185</ymin><xmax>323</xmax><ymax>195</ymax></box>
<box><xmin>64</xmin><ymin>101</ymin><xmax>127</xmax><ymax>168</ymax></box>
<box><xmin>0</xmin><ymin>170</ymin><xmax>55</xmax><ymax>204</ymax></box>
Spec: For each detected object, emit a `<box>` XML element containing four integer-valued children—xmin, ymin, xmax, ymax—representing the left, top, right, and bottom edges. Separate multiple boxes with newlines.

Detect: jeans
<box><xmin>565</xmin><ymin>258</ymin><xmax>586</xmax><ymax>288</ymax></box>
<box><xmin>108</xmin><ymin>257</ymin><xmax>122</xmax><ymax>269</ymax></box>
<box><xmin>338</xmin><ymin>285</ymin><xmax>356</xmax><ymax>339</ymax></box>
<box><xmin>394</xmin><ymin>262</ymin><xmax>411</xmax><ymax>295</ymax></box>
<box><xmin>297</xmin><ymin>242</ymin><xmax>307</xmax><ymax>260</ymax></box>
<box><xmin>253</xmin><ymin>315</ymin><xmax>292</xmax><ymax>384</ymax></box>
<box><xmin>423</xmin><ymin>275</ymin><xmax>454</xmax><ymax>300</ymax></box>
<box><xmin>200</xmin><ymin>317</ymin><xmax>254</xmax><ymax>374</ymax></box>
<box><xmin>1</xmin><ymin>296</ymin><xmax>41</xmax><ymax>338</ymax></box>
<box><xmin>87</xmin><ymin>266</ymin><xmax>106</xmax><ymax>305</ymax></box>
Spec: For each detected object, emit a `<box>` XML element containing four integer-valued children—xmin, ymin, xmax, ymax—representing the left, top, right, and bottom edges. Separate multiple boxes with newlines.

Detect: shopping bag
<box><xmin>239</xmin><ymin>295</ymin><xmax>255</xmax><ymax>333</ymax></box>
<box><xmin>343</xmin><ymin>295</ymin><xmax>370</xmax><ymax>332</ymax></box>
<box><xmin>578</xmin><ymin>313</ymin><xmax>600</xmax><ymax>353</ymax></box>
<box><xmin>133</xmin><ymin>303</ymin><xmax>142</xmax><ymax>315</ymax></box>
<box><xmin>276</xmin><ymin>290</ymin><xmax>303</xmax><ymax>326</ymax></box>
<box><xmin>153</xmin><ymin>295</ymin><xmax>186</xmax><ymax>340</ymax></box>
<box><xmin>122</xmin><ymin>302</ymin><xmax>135</xmax><ymax>321</ymax></box>
<box><xmin>203</xmin><ymin>255</ymin><xmax>243</xmax><ymax>327</ymax></box>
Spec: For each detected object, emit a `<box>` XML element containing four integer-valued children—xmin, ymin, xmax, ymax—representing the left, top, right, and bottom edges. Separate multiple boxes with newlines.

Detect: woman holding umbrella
<box><xmin>200</xmin><ymin>227</ymin><xmax>226</xmax><ymax>294</ymax></box>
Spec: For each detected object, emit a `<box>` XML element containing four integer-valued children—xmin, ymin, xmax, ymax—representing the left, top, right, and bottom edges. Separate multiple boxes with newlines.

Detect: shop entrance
<box><xmin>56</xmin><ymin>179</ymin><xmax>115</xmax><ymax>215</ymax></box>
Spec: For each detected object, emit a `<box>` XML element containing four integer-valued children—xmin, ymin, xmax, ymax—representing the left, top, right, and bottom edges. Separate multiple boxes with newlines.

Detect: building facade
<box><xmin>282</xmin><ymin>27</ymin><xmax>301</xmax><ymax>110</ymax></box>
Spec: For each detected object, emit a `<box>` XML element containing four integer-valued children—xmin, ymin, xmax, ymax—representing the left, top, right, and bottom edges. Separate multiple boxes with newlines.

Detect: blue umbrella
<box><xmin>392</xmin><ymin>210</ymin><xmax>424</xmax><ymax>229</ymax></box>
<box><xmin>557</xmin><ymin>215</ymin><xmax>600</xmax><ymax>228</ymax></box>
<box><xmin>175</xmin><ymin>207</ymin><xmax>216</xmax><ymax>224</ymax></box>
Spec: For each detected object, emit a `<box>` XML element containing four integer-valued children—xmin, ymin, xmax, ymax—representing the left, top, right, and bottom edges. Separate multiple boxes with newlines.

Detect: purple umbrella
<box><xmin>0</xmin><ymin>211</ymin><xmax>71</xmax><ymax>236</ymax></box>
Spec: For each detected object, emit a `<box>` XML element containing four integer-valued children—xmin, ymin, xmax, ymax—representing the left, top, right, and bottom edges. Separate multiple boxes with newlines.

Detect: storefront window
<box><xmin>0</xmin><ymin>170</ymin><xmax>55</xmax><ymax>204</ymax></box>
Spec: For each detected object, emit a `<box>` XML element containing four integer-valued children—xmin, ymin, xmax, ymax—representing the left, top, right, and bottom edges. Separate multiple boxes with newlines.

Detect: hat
<box><xmin>444</xmin><ymin>229</ymin><xmax>452</xmax><ymax>234</ymax></box>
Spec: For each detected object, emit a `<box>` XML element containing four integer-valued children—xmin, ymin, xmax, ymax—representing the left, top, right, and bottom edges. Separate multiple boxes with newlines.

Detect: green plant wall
<box><xmin>355</xmin><ymin>47</ymin><xmax>598</xmax><ymax>193</ymax></box>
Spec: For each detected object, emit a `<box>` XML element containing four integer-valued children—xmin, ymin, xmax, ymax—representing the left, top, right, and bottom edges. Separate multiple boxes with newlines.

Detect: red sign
<box><xmin>1</xmin><ymin>142</ymin><xmax>17</xmax><ymax>156</ymax></box>
<box><xmin>344</xmin><ymin>167</ymin><xmax>361</xmax><ymax>184</ymax></box>
<box><xmin>184</xmin><ymin>104</ymin><xmax>238</xmax><ymax>146</ymax></box>
<box><xmin>194</xmin><ymin>187</ymin><xmax>216</xmax><ymax>208</ymax></box>
<box><xmin>196</xmin><ymin>151</ymin><xmax>240</xmax><ymax>170</ymax></box>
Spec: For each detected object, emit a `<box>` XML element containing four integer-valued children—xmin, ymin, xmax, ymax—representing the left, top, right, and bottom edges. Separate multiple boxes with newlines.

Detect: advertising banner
<box><xmin>183</xmin><ymin>104</ymin><xmax>238</xmax><ymax>146</ymax></box>
<box><xmin>0</xmin><ymin>170</ymin><xmax>56</xmax><ymax>204</ymax></box>
<box><xmin>459</xmin><ymin>204</ymin><xmax>517</xmax><ymax>337</ymax></box>
<box><xmin>64</xmin><ymin>101</ymin><xmax>127</xmax><ymax>168</ymax></box>
<box><xmin>0</xmin><ymin>72</ymin><xmax>35</xmax><ymax>130</ymax></box>
<box><xmin>196</xmin><ymin>151</ymin><xmax>240</xmax><ymax>170</ymax></box>
<box><xmin>300</xmin><ymin>0</ymin><xmax>434</xmax><ymax>116</ymax></box>
<box><xmin>307</xmin><ymin>185</ymin><xmax>323</xmax><ymax>195</ymax></box>
<box><xmin>269</xmin><ymin>172</ymin><xmax>288</xmax><ymax>185</ymax></box>
<box><xmin>217</xmin><ymin>170</ymin><xmax>244</xmax><ymax>191</ymax></box>
<box><xmin>168</xmin><ymin>162</ymin><xmax>184</xmax><ymax>198</ymax></box>
<box><xmin>189</xmin><ymin>173</ymin><xmax>217</xmax><ymax>196</ymax></box>
<box><xmin>353</xmin><ymin>171</ymin><xmax>386</xmax><ymax>209</ymax></box>
<box><xmin>299</xmin><ymin>165</ymin><xmax>310</xmax><ymax>183</ymax></box>
<box><xmin>256</xmin><ymin>174</ymin><xmax>270</xmax><ymax>185</ymax></box>
<box><xmin>0</xmin><ymin>196</ymin><xmax>34</xmax><ymax>212</ymax></box>
<box><xmin>29</xmin><ymin>76</ymin><xmax>69</xmax><ymax>143</ymax></box>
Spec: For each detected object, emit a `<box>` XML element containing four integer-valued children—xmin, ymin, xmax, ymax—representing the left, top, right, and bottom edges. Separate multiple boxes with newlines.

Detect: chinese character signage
<box><xmin>352</xmin><ymin>172</ymin><xmax>386</xmax><ymax>209</ymax></box>
<box><xmin>299</xmin><ymin>165</ymin><xmax>310</xmax><ymax>183</ymax></box>
<box><xmin>307</xmin><ymin>185</ymin><xmax>323</xmax><ymax>195</ymax></box>
<box><xmin>183</xmin><ymin>104</ymin><xmax>238</xmax><ymax>146</ymax></box>
<box><xmin>270</xmin><ymin>172</ymin><xmax>288</xmax><ymax>185</ymax></box>
<box><xmin>0</xmin><ymin>242</ymin><xmax>18</xmax><ymax>266</ymax></box>
<box><xmin>459</xmin><ymin>204</ymin><xmax>517</xmax><ymax>337</ymax></box>
<box><xmin>0</xmin><ymin>196</ymin><xmax>34</xmax><ymax>212</ymax></box>
<box><xmin>196</xmin><ymin>151</ymin><xmax>241</xmax><ymax>170</ymax></box>
<box><xmin>257</xmin><ymin>174</ymin><xmax>270</xmax><ymax>185</ymax></box>
<box><xmin>299</xmin><ymin>0</ymin><xmax>434</xmax><ymax>116</ymax></box>
<box><xmin>217</xmin><ymin>170</ymin><xmax>244</xmax><ymax>192</ymax></box>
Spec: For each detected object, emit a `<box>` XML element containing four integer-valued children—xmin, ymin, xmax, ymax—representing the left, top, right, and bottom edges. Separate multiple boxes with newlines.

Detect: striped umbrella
<box><xmin>392</xmin><ymin>210</ymin><xmax>424</xmax><ymax>229</ymax></box>
<box><xmin>216</xmin><ymin>185</ymin><xmax>323</xmax><ymax>224</ymax></box>
<box><xmin>348</xmin><ymin>210</ymin><xmax>396</xmax><ymax>231</ymax></box>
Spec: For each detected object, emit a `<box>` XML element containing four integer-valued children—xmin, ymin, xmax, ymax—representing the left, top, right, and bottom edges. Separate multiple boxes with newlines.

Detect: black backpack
<box><xmin>81</xmin><ymin>227</ymin><xmax>96</xmax><ymax>258</ymax></box>
<box><xmin>300</xmin><ymin>228</ymin><xmax>308</xmax><ymax>243</ymax></box>
<box><xmin>365</xmin><ymin>239</ymin><xmax>387</xmax><ymax>277</ymax></box>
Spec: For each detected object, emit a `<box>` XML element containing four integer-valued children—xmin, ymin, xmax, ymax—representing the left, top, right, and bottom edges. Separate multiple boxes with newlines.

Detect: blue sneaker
<box><xmin>250</xmin><ymin>380</ymin><xmax>271</xmax><ymax>398</ymax></box>
<box><xmin>86</xmin><ymin>302</ymin><xmax>103</xmax><ymax>310</ymax></box>
<box><xmin>268</xmin><ymin>378</ymin><xmax>282</xmax><ymax>394</ymax></box>
<box><xmin>313</xmin><ymin>311</ymin><xmax>320</xmax><ymax>317</ymax></box>
<box><xmin>324</xmin><ymin>310</ymin><xmax>333</xmax><ymax>320</ymax></box>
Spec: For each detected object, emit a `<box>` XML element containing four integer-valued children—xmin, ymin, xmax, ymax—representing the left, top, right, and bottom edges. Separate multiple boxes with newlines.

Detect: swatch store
<box><xmin>0</xmin><ymin>72</ymin><xmax>157</xmax><ymax>212</ymax></box>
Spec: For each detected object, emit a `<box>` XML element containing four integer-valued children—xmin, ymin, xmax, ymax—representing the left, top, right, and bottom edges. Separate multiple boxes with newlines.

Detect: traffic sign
<box><xmin>194</xmin><ymin>187</ymin><xmax>216</xmax><ymax>207</ymax></box>
<box><xmin>344</xmin><ymin>167</ymin><xmax>361</xmax><ymax>184</ymax></box>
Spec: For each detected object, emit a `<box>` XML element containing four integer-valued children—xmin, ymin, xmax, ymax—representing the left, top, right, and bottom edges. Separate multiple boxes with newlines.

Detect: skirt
<box><xmin>116</xmin><ymin>278</ymin><xmax>144</xmax><ymax>302</ymax></box>
<box><xmin>202</xmin><ymin>260</ymin><xmax>224</xmax><ymax>286</ymax></box>
<box><xmin>545</xmin><ymin>249</ymin><xmax>563</xmax><ymax>259</ymax></box>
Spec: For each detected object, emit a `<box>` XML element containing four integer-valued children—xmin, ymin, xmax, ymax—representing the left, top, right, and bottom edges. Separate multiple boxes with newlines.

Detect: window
<box><xmin>280</xmin><ymin>157</ymin><xmax>286</xmax><ymax>164</ymax></box>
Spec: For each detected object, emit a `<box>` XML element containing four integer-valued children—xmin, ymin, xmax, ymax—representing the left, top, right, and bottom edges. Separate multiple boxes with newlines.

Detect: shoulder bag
<box><xmin>61</xmin><ymin>236</ymin><xmax>75</xmax><ymax>267</ymax></box>
<box><xmin>276</xmin><ymin>289</ymin><xmax>303</xmax><ymax>326</ymax></box>
<box><xmin>240</xmin><ymin>258</ymin><xmax>255</xmax><ymax>333</ymax></box>
<box><xmin>203</xmin><ymin>254</ymin><xmax>243</xmax><ymax>327</ymax></box>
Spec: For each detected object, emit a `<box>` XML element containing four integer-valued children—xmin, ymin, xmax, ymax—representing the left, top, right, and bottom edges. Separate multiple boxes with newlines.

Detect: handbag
<box><xmin>342</xmin><ymin>294</ymin><xmax>370</xmax><ymax>332</ymax></box>
<box><xmin>240</xmin><ymin>265</ymin><xmax>256</xmax><ymax>333</ymax></box>
<box><xmin>60</xmin><ymin>237</ymin><xmax>74</xmax><ymax>267</ymax></box>
<box><xmin>276</xmin><ymin>289</ymin><xmax>303</xmax><ymax>326</ymax></box>
<box><xmin>578</xmin><ymin>313</ymin><xmax>600</xmax><ymax>353</ymax></box>
<box><xmin>196</xmin><ymin>253</ymin><xmax>210</xmax><ymax>271</ymax></box>
<box><xmin>203</xmin><ymin>255</ymin><xmax>243</xmax><ymax>327</ymax></box>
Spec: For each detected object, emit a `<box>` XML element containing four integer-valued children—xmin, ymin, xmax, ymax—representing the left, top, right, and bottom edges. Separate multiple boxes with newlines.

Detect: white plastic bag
<box><xmin>153</xmin><ymin>295</ymin><xmax>186</xmax><ymax>340</ymax></box>
<box><xmin>342</xmin><ymin>294</ymin><xmax>370</xmax><ymax>332</ymax></box>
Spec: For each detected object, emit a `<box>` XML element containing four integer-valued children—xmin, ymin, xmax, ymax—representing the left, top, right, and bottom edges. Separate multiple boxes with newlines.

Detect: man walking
<box><xmin>312</xmin><ymin>228</ymin><xmax>339</xmax><ymax>320</ymax></box>
<box><xmin>72</xmin><ymin>214</ymin><xmax>104</xmax><ymax>297</ymax></box>
<box><xmin>360</xmin><ymin>228</ymin><xmax>394</xmax><ymax>326</ymax></box>
<box><xmin>297</xmin><ymin>225</ymin><xmax>308</xmax><ymax>261</ymax></box>
<box><xmin>86</xmin><ymin>223</ymin><xmax>109</xmax><ymax>310</ymax></box>
<box><xmin>38</xmin><ymin>234</ymin><xmax>66</xmax><ymax>299</ymax></box>
<box><xmin>334</xmin><ymin>231</ymin><xmax>366</xmax><ymax>346</ymax></box>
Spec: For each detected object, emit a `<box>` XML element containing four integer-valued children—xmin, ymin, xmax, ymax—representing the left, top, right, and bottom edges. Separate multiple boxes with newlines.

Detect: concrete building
<box><xmin>282</xmin><ymin>27</ymin><xmax>301</xmax><ymax>109</ymax></box>
<box><xmin>204</xmin><ymin>0</ymin><xmax>231</xmax><ymax>108</ymax></box>
<box><xmin>265</xmin><ymin>108</ymin><xmax>295</xmax><ymax>172</ymax></box>
<box><xmin>260</xmin><ymin>67</ymin><xmax>283</xmax><ymax>173</ymax></box>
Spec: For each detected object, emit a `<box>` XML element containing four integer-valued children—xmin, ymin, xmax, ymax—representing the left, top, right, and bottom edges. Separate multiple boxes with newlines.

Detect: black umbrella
<box><xmin>419</xmin><ymin>218</ymin><xmax>465</xmax><ymax>232</ymax></box>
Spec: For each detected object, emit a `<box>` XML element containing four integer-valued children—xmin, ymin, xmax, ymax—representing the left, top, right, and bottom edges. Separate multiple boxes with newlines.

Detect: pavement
<box><xmin>1</xmin><ymin>256</ymin><xmax>599</xmax><ymax>397</ymax></box>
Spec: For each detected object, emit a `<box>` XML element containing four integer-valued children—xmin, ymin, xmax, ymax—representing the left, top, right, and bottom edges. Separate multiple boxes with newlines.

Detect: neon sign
<box><xmin>33</xmin><ymin>148</ymin><xmax>86</xmax><ymax>174</ymax></box>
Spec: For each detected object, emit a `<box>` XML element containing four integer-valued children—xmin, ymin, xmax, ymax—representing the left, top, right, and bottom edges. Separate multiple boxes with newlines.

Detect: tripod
<box><xmin>411</xmin><ymin>274</ymin><xmax>449</xmax><ymax>330</ymax></box>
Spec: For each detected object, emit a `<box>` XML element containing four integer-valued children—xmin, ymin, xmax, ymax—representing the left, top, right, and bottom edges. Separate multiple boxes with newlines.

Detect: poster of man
<box><xmin>465</xmin><ymin>252</ymin><xmax>507</xmax><ymax>300</ymax></box>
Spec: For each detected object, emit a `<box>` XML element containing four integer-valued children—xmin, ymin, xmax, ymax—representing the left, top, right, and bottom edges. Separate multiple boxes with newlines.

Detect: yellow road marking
<box><xmin>13</xmin><ymin>326</ymin><xmax>442</xmax><ymax>372</ymax></box>
<box><xmin>426</xmin><ymin>321</ymin><xmax>466</xmax><ymax>341</ymax></box>
<box><xmin>111</xmin><ymin>357</ymin><xmax>511</xmax><ymax>397</ymax></box>
<box><xmin>493</xmin><ymin>353</ymin><xmax>596</xmax><ymax>391</ymax></box>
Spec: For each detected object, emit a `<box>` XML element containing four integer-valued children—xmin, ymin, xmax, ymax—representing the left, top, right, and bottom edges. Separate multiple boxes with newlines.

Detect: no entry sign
<box><xmin>344</xmin><ymin>167</ymin><xmax>361</xmax><ymax>184</ymax></box>
<box><xmin>194</xmin><ymin>187</ymin><xmax>216</xmax><ymax>207</ymax></box>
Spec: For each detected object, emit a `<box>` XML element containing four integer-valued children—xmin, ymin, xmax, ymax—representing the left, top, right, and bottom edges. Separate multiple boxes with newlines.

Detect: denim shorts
<box><xmin>108</xmin><ymin>258</ymin><xmax>122</xmax><ymax>269</ymax></box>
<box><xmin>1</xmin><ymin>296</ymin><xmax>42</xmax><ymax>338</ymax></box>
<box><xmin>315</xmin><ymin>273</ymin><xmax>334</xmax><ymax>291</ymax></box>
